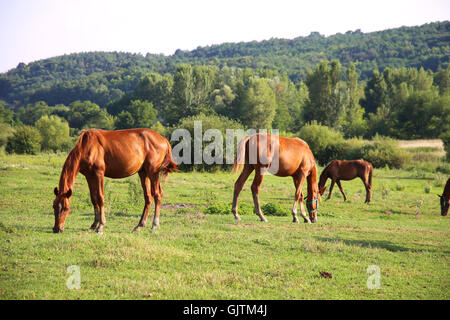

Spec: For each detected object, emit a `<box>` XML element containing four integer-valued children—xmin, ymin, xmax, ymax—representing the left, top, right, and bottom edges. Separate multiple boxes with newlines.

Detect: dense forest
<box><xmin>0</xmin><ymin>21</ymin><xmax>449</xmax><ymax>158</ymax></box>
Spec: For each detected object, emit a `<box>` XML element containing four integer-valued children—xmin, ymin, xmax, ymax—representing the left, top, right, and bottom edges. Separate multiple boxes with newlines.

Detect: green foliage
<box><xmin>0</xmin><ymin>122</ymin><xmax>14</xmax><ymax>149</ymax></box>
<box><xmin>297</xmin><ymin>122</ymin><xmax>346</xmax><ymax>165</ymax></box>
<box><xmin>35</xmin><ymin>115</ymin><xmax>71</xmax><ymax>152</ymax></box>
<box><xmin>68</xmin><ymin>100</ymin><xmax>115</xmax><ymax>130</ymax></box>
<box><xmin>352</xmin><ymin>135</ymin><xmax>411</xmax><ymax>169</ymax></box>
<box><xmin>440</xmin><ymin>130</ymin><xmax>450</xmax><ymax>161</ymax></box>
<box><xmin>6</xmin><ymin>125</ymin><xmax>42</xmax><ymax>154</ymax></box>
<box><xmin>168</xmin><ymin>113</ymin><xmax>244</xmax><ymax>171</ymax></box>
<box><xmin>239</xmin><ymin>77</ymin><xmax>276</xmax><ymax>129</ymax></box>
<box><xmin>116</xmin><ymin>100</ymin><xmax>157</xmax><ymax>129</ymax></box>
<box><xmin>261</xmin><ymin>202</ymin><xmax>288</xmax><ymax>216</ymax></box>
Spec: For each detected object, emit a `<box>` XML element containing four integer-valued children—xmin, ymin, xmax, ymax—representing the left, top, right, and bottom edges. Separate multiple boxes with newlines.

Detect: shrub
<box><xmin>441</xmin><ymin>131</ymin><xmax>450</xmax><ymax>161</ymax></box>
<box><xmin>167</xmin><ymin>114</ymin><xmax>245</xmax><ymax>171</ymax></box>
<box><xmin>204</xmin><ymin>202</ymin><xmax>253</xmax><ymax>215</ymax></box>
<box><xmin>6</xmin><ymin>125</ymin><xmax>42</xmax><ymax>154</ymax></box>
<box><xmin>35</xmin><ymin>115</ymin><xmax>71</xmax><ymax>152</ymax></box>
<box><xmin>297</xmin><ymin>121</ymin><xmax>346</xmax><ymax>165</ymax></box>
<box><xmin>349</xmin><ymin>135</ymin><xmax>411</xmax><ymax>169</ymax></box>
<box><xmin>261</xmin><ymin>202</ymin><xmax>288</xmax><ymax>216</ymax></box>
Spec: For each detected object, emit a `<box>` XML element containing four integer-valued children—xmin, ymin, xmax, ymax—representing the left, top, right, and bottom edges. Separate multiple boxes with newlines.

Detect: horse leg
<box><xmin>150</xmin><ymin>172</ymin><xmax>162</xmax><ymax>230</ymax></box>
<box><xmin>133</xmin><ymin>171</ymin><xmax>153</xmax><ymax>232</ymax></box>
<box><xmin>87</xmin><ymin>173</ymin><xmax>106</xmax><ymax>234</ymax></box>
<box><xmin>336</xmin><ymin>180</ymin><xmax>347</xmax><ymax>201</ymax></box>
<box><xmin>362</xmin><ymin>176</ymin><xmax>371</xmax><ymax>203</ymax></box>
<box><xmin>251</xmin><ymin>169</ymin><xmax>267</xmax><ymax>222</ymax></box>
<box><xmin>327</xmin><ymin>178</ymin><xmax>336</xmax><ymax>200</ymax></box>
<box><xmin>291</xmin><ymin>175</ymin><xmax>302</xmax><ymax>223</ymax></box>
<box><xmin>96</xmin><ymin>174</ymin><xmax>106</xmax><ymax>234</ymax></box>
<box><xmin>296</xmin><ymin>174</ymin><xmax>311</xmax><ymax>223</ymax></box>
<box><xmin>232</xmin><ymin>164</ymin><xmax>254</xmax><ymax>220</ymax></box>
<box><xmin>87</xmin><ymin>177</ymin><xmax>100</xmax><ymax>231</ymax></box>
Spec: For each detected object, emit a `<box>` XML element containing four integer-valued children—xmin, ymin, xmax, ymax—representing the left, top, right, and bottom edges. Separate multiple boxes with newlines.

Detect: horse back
<box><xmin>78</xmin><ymin>129</ymin><xmax>169</xmax><ymax>178</ymax></box>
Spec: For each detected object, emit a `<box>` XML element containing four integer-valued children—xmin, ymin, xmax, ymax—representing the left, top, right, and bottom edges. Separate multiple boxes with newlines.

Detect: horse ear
<box><xmin>319</xmin><ymin>186</ymin><xmax>327</xmax><ymax>195</ymax></box>
<box><xmin>54</xmin><ymin>187</ymin><xmax>58</xmax><ymax>196</ymax></box>
<box><xmin>437</xmin><ymin>194</ymin><xmax>442</xmax><ymax>198</ymax></box>
<box><xmin>65</xmin><ymin>189</ymin><xmax>72</xmax><ymax>198</ymax></box>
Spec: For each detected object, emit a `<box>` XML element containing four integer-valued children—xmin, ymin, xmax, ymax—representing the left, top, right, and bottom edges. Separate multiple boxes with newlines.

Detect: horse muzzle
<box><xmin>53</xmin><ymin>226</ymin><xmax>64</xmax><ymax>233</ymax></box>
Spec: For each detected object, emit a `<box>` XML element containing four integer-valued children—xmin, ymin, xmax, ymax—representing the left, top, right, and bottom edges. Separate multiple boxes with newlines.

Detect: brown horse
<box><xmin>52</xmin><ymin>128</ymin><xmax>177</xmax><ymax>234</ymax></box>
<box><xmin>232</xmin><ymin>133</ymin><xmax>325</xmax><ymax>223</ymax></box>
<box><xmin>318</xmin><ymin>159</ymin><xmax>373</xmax><ymax>203</ymax></box>
<box><xmin>439</xmin><ymin>178</ymin><xmax>450</xmax><ymax>216</ymax></box>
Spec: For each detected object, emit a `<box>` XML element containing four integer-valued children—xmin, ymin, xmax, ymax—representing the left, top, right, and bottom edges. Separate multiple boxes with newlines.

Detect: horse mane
<box><xmin>58</xmin><ymin>131</ymin><xmax>87</xmax><ymax>193</ymax></box>
<box><xmin>307</xmin><ymin>160</ymin><xmax>319</xmax><ymax>196</ymax></box>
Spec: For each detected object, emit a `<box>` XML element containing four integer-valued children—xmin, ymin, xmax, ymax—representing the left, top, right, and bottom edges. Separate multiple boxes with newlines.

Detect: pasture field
<box><xmin>0</xmin><ymin>152</ymin><xmax>449</xmax><ymax>300</ymax></box>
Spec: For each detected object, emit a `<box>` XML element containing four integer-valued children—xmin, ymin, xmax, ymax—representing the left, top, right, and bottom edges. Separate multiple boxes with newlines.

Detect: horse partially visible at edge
<box><xmin>439</xmin><ymin>178</ymin><xmax>450</xmax><ymax>216</ymax></box>
<box><xmin>318</xmin><ymin>159</ymin><xmax>373</xmax><ymax>203</ymax></box>
<box><xmin>232</xmin><ymin>133</ymin><xmax>326</xmax><ymax>223</ymax></box>
<box><xmin>52</xmin><ymin>128</ymin><xmax>177</xmax><ymax>234</ymax></box>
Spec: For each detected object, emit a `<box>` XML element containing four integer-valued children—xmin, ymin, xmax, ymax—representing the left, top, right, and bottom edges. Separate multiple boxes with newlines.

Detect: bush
<box><xmin>441</xmin><ymin>131</ymin><xmax>450</xmax><ymax>161</ymax></box>
<box><xmin>204</xmin><ymin>202</ymin><xmax>253</xmax><ymax>215</ymax></box>
<box><xmin>261</xmin><ymin>202</ymin><xmax>288</xmax><ymax>216</ymax></box>
<box><xmin>6</xmin><ymin>126</ymin><xmax>42</xmax><ymax>154</ymax></box>
<box><xmin>349</xmin><ymin>135</ymin><xmax>411</xmax><ymax>169</ymax></box>
<box><xmin>35</xmin><ymin>115</ymin><xmax>71</xmax><ymax>152</ymax></box>
<box><xmin>297</xmin><ymin>121</ymin><xmax>346</xmax><ymax>165</ymax></box>
<box><xmin>167</xmin><ymin>114</ymin><xmax>245</xmax><ymax>171</ymax></box>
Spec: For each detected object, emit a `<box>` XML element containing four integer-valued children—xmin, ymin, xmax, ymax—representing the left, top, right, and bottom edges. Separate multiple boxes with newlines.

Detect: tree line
<box><xmin>0</xmin><ymin>22</ymin><xmax>448</xmax><ymax>109</ymax></box>
<box><xmin>0</xmin><ymin>61</ymin><xmax>448</xmax><ymax>157</ymax></box>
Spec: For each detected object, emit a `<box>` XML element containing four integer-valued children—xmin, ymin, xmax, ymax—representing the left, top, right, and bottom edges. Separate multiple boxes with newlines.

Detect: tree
<box><xmin>116</xmin><ymin>100</ymin><xmax>158</xmax><ymax>129</ymax></box>
<box><xmin>0</xmin><ymin>101</ymin><xmax>14</xmax><ymax>125</ymax></box>
<box><xmin>341</xmin><ymin>63</ymin><xmax>367</xmax><ymax>137</ymax></box>
<box><xmin>239</xmin><ymin>77</ymin><xmax>276</xmax><ymax>129</ymax></box>
<box><xmin>360</xmin><ymin>70</ymin><xmax>387</xmax><ymax>115</ymax></box>
<box><xmin>35</xmin><ymin>115</ymin><xmax>71</xmax><ymax>152</ymax></box>
<box><xmin>68</xmin><ymin>100</ymin><xmax>115</xmax><ymax>130</ymax></box>
<box><xmin>6</xmin><ymin>126</ymin><xmax>42</xmax><ymax>154</ymax></box>
<box><xmin>304</xmin><ymin>60</ymin><xmax>345</xmax><ymax>128</ymax></box>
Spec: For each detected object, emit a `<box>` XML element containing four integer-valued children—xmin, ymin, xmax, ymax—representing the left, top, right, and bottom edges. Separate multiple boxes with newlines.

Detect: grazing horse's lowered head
<box><xmin>53</xmin><ymin>187</ymin><xmax>72</xmax><ymax>233</ymax></box>
<box><xmin>439</xmin><ymin>178</ymin><xmax>450</xmax><ymax>216</ymax></box>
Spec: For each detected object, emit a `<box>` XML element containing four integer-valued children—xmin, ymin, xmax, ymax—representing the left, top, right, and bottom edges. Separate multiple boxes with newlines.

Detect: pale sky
<box><xmin>0</xmin><ymin>0</ymin><xmax>449</xmax><ymax>73</ymax></box>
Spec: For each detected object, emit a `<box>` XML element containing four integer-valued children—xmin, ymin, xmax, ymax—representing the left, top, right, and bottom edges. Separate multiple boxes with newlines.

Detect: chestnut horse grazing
<box><xmin>232</xmin><ymin>133</ymin><xmax>325</xmax><ymax>223</ymax></box>
<box><xmin>52</xmin><ymin>128</ymin><xmax>177</xmax><ymax>234</ymax></box>
<box><xmin>439</xmin><ymin>178</ymin><xmax>449</xmax><ymax>216</ymax></box>
<box><xmin>318</xmin><ymin>160</ymin><xmax>373</xmax><ymax>203</ymax></box>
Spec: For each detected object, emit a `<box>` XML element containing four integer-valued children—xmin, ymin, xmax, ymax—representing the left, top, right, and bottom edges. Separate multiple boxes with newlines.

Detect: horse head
<box><xmin>52</xmin><ymin>187</ymin><xmax>72</xmax><ymax>233</ymax></box>
<box><xmin>438</xmin><ymin>194</ymin><xmax>449</xmax><ymax>216</ymax></box>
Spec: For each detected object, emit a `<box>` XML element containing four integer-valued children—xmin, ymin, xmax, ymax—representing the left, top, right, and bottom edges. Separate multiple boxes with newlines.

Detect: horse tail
<box><xmin>233</xmin><ymin>135</ymin><xmax>250</xmax><ymax>173</ymax></box>
<box><xmin>160</xmin><ymin>142</ymin><xmax>178</xmax><ymax>180</ymax></box>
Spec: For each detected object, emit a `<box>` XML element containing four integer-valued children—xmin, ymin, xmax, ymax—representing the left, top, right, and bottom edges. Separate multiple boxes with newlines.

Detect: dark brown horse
<box><xmin>439</xmin><ymin>178</ymin><xmax>450</xmax><ymax>216</ymax></box>
<box><xmin>318</xmin><ymin>159</ymin><xmax>373</xmax><ymax>203</ymax></box>
<box><xmin>232</xmin><ymin>133</ymin><xmax>325</xmax><ymax>223</ymax></box>
<box><xmin>52</xmin><ymin>128</ymin><xmax>177</xmax><ymax>234</ymax></box>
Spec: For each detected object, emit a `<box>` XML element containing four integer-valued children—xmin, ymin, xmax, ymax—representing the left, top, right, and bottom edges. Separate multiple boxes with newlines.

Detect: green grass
<box><xmin>0</xmin><ymin>153</ymin><xmax>449</xmax><ymax>299</ymax></box>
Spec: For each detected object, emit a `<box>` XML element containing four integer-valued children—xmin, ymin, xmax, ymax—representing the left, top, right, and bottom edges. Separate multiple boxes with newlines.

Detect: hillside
<box><xmin>0</xmin><ymin>21</ymin><xmax>448</xmax><ymax>108</ymax></box>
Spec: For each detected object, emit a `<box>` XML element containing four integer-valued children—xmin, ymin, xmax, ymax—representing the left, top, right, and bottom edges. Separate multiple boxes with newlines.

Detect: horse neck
<box><xmin>318</xmin><ymin>167</ymin><xmax>329</xmax><ymax>189</ymax></box>
<box><xmin>58</xmin><ymin>146</ymin><xmax>81</xmax><ymax>193</ymax></box>
<box><xmin>307</xmin><ymin>165</ymin><xmax>319</xmax><ymax>199</ymax></box>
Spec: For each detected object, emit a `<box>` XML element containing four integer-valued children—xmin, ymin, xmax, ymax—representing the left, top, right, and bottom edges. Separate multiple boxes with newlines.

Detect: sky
<box><xmin>0</xmin><ymin>0</ymin><xmax>449</xmax><ymax>73</ymax></box>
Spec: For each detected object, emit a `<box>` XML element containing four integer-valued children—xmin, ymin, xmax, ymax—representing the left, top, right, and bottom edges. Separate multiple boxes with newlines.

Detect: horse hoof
<box><xmin>132</xmin><ymin>226</ymin><xmax>141</xmax><ymax>232</ymax></box>
<box><xmin>292</xmin><ymin>218</ymin><xmax>299</xmax><ymax>223</ymax></box>
<box><xmin>234</xmin><ymin>215</ymin><xmax>241</xmax><ymax>221</ymax></box>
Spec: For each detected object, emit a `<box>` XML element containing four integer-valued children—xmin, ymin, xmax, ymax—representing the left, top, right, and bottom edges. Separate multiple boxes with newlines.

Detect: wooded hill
<box><xmin>0</xmin><ymin>21</ymin><xmax>448</xmax><ymax>109</ymax></box>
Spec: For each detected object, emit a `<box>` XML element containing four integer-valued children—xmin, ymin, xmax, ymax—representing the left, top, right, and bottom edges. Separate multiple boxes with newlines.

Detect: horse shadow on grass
<box><xmin>314</xmin><ymin>236</ymin><xmax>449</xmax><ymax>254</ymax></box>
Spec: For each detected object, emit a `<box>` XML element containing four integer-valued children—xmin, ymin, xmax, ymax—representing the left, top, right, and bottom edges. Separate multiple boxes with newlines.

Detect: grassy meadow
<box><xmin>0</xmin><ymin>150</ymin><xmax>449</xmax><ymax>300</ymax></box>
